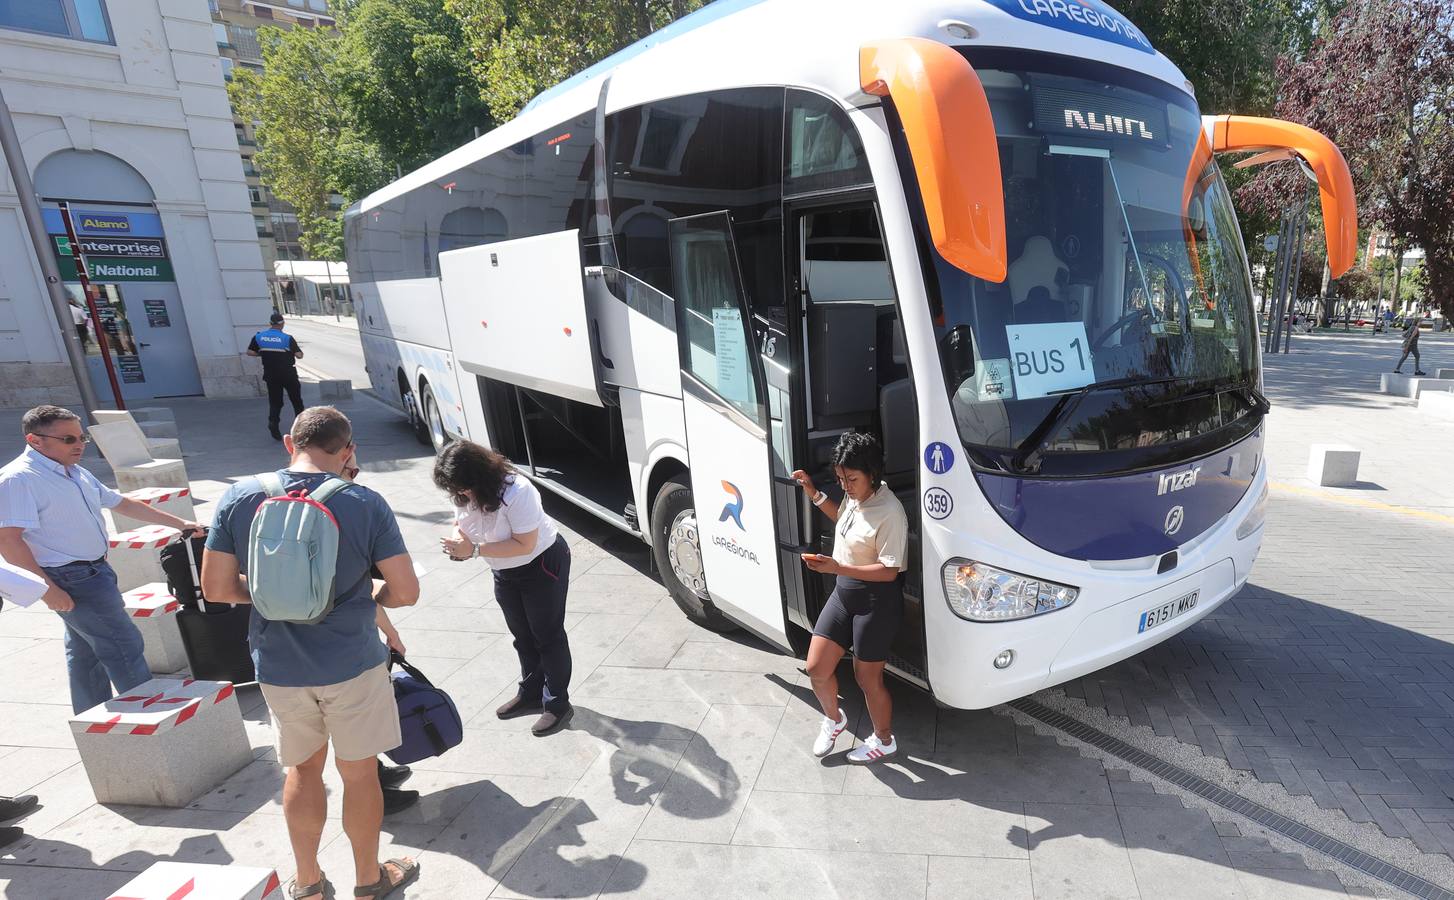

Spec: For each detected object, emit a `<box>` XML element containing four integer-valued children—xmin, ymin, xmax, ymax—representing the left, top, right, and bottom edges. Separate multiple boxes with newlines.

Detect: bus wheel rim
<box><xmin>427</xmin><ymin>394</ymin><xmax>445</xmax><ymax>447</ymax></box>
<box><xmin>666</xmin><ymin>510</ymin><xmax>709</xmax><ymax>600</ymax></box>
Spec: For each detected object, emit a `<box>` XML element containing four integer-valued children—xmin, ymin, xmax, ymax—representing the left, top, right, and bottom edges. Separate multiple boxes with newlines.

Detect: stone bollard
<box><xmin>122</xmin><ymin>583</ymin><xmax>188</xmax><ymax>674</ymax></box>
<box><xmin>1419</xmin><ymin>392</ymin><xmax>1454</xmax><ymax>421</ymax></box>
<box><xmin>108</xmin><ymin>486</ymin><xmax>194</xmax><ymax>534</ymax></box>
<box><xmin>105</xmin><ymin>862</ymin><xmax>283</xmax><ymax>900</ymax></box>
<box><xmin>1307</xmin><ymin>444</ymin><xmax>1361</xmax><ymax>487</ymax></box>
<box><xmin>1437</xmin><ymin>369</ymin><xmax>1454</xmax><ymax>380</ymax></box>
<box><xmin>129</xmin><ymin>406</ymin><xmax>176</xmax><ymax>425</ymax></box>
<box><xmin>115</xmin><ymin>458</ymin><xmax>188</xmax><ymax>494</ymax></box>
<box><xmin>108</xmin><ymin>525</ymin><xmax>180</xmax><ymax>592</ymax></box>
<box><xmin>71</xmin><ymin>677</ymin><xmax>251</xmax><ymax>807</ymax></box>
<box><xmin>301</xmin><ymin>378</ymin><xmax>354</xmax><ymax>406</ymax></box>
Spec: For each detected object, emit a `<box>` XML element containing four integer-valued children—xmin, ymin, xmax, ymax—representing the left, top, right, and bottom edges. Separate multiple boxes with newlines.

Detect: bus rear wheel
<box><xmin>650</xmin><ymin>478</ymin><xmax>737</xmax><ymax>633</ymax></box>
<box><xmin>421</xmin><ymin>382</ymin><xmax>449</xmax><ymax>455</ymax></box>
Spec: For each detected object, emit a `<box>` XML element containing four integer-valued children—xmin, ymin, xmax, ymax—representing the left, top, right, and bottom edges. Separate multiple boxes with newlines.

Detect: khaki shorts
<box><xmin>260</xmin><ymin>664</ymin><xmax>401</xmax><ymax>767</ymax></box>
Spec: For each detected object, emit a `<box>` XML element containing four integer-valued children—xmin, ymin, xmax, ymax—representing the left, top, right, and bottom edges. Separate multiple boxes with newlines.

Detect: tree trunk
<box><xmin>1319</xmin><ymin>258</ymin><xmax>1335</xmax><ymax>327</ymax></box>
<box><xmin>1392</xmin><ymin>251</ymin><xmax>1405</xmax><ymax>315</ymax></box>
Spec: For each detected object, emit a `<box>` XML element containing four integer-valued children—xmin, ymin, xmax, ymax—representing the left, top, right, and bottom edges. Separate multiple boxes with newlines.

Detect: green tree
<box><xmin>446</xmin><ymin>0</ymin><xmax>709</xmax><ymax>121</ymax></box>
<box><xmin>336</xmin><ymin>0</ymin><xmax>494</xmax><ymax>174</ymax></box>
<box><xmin>229</xmin><ymin>26</ymin><xmax>386</xmax><ymax>259</ymax></box>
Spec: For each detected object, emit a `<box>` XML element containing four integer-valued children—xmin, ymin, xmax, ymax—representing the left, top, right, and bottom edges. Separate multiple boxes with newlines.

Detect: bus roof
<box><xmin>352</xmin><ymin>0</ymin><xmax>1191</xmax><ymax>216</ymax></box>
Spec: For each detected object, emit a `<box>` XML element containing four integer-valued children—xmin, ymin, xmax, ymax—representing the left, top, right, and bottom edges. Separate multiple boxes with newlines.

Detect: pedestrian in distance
<box><xmin>249</xmin><ymin>311</ymin><xmax>305</xmax><ymax>442</ymax></box>
<box><xmin>0</xmin><ymin>405</ymin><xmax>204</xmax><ymax>714</ymax></box>
<box><xmin>792</xmin><ymin>431</ymin><xmax>908</xmax><ymax>764</ymax></box>
<box><xmin>1394</xmin><ymin>316</ymin><xmax>1426</xmax><ymax>376</ymax></box>
<box><xmin>201</xmin><ymin>407</ymin><xmax>422</xmax><ymax>900</ymax></box>
<box><xmin>433</xmin><ymin>440</ymin><xmax>576</xmax><ymax>736</ymax></box>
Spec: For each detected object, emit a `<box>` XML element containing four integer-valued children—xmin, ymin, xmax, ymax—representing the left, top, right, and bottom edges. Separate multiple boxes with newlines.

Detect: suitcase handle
<box><xmin>389</xmin><ymin>649</ymin><xmax>435</xmax><ymax>688</ymax></box>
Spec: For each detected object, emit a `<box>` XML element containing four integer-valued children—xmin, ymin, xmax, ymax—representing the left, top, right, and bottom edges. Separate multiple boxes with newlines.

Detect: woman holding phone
<box><xmin>434</xmin><ymin>441</ymin><xmax>575</xmax><ymax>736</ymax></box>
<box><xmin>791</xmin><ymin>431</ymin><xmax>907</xmax><ymax>763</ymax></box>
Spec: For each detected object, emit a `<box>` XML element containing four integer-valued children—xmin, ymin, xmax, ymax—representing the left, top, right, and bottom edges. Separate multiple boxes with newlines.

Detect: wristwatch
<box><xmin>811</xmin><ymin>491</ymin><xmax>827</xmax><ymax>507</ymax></box>
<box><xmin>471</xmin><ymin>542</ymin><xmax>481</xmax><ymax>559</ymax></box>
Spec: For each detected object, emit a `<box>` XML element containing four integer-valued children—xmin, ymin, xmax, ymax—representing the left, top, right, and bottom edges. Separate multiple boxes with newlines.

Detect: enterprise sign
<box><xmin>985</xmin><ymin>0</ymin><xmax>1155</xmax><ymax>54</ymax></box>
<box><xmin>55</xmin><ymin>236</ymin><xmax>167</xmax><ymax>259</ymax></box>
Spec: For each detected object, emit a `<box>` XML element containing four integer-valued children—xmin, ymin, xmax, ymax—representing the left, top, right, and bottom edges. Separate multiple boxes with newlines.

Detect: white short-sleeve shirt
<box><xmin>455</xmin><ymin>475</ymin><xmax>559</xmax><ymax>571</ymax></box>
<box><xmin>830</xmin><ymin>485</ymin><xmax>908</xmax><ymax>571</ymax></box>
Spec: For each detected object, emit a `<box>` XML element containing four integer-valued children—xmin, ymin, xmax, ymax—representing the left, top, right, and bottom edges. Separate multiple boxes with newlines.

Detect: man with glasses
<box><xmin>0</xmin><ymin>406</ymin><xmax>203</xmax><ymax>713</ymax></box>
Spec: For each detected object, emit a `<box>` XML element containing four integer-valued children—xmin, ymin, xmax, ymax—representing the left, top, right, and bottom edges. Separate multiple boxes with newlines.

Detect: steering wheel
<box><xmin>1092</xmin><ymin>306</ymin><xmax>1154</xmax><ymax>350</ymax></box>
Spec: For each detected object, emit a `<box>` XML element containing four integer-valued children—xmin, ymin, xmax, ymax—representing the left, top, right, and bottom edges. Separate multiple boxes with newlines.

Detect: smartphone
<box><xmin>800</xmin><ymin>552</ymin><xmax>828</xmax><ymax>563</ymax></box>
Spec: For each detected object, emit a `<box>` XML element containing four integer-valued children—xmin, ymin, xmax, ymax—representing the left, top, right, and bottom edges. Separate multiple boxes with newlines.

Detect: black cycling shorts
<box><xmin>812</xmin><ymin>574</ymin><xmax>903</xmax><ymax>663</ymax></box>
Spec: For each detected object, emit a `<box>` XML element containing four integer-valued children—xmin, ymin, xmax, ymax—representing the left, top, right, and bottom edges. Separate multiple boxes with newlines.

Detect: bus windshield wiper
<box><xmin>1011</xmin><ymin>375</ymin><xmax>1193</xmax><ymax>475</ymax></box>
<box><xmin>1149</xmin><ymin>380</ymin><xmax>1271</xmax><ymax>416</ymax></box>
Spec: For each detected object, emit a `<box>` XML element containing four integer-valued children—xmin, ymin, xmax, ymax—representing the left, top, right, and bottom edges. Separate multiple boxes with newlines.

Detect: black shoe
<box><xmin>496</xmin><ymin>692</ymin><xmax>545</xmax><ymax>720</ymax></box>
<box><xmin>382</xmin><ymin>788</ymin><xmax>419</xmax><ymax>816</ymax></box>
<box><xmin>0</xmin><ymin>795</ymin><xmax>37</xmax><ymax>823</ymax></box>
<box><xmin>0</xmin><ymin>827</ymin><xmax>22</xmax><ymax>850</ymax></box>
<box><xmin>531</xmin><ymin>705</ymin><xmax>574</xmax><ymax>737</ymax></box>
<box><xmin>269</xmin><ymin>426</ymin><xmax>282</xmax><ymax>441</ymax></box>
<box><xmin>378</xmin><ymin>760</ymin><xmax>412</xmax><ymax>790</ymax></box>
<box><xmin>1416</xmin><ymin>371</ymin><xmax>1428</xmax><ymax>376</ymax></box>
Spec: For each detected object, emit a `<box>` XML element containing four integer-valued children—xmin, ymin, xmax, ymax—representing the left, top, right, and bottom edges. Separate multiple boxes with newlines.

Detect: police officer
<box><xmin>248</xmin><ymin>311</ymin><xmax>305</xmax><ymax>440</ymax></box>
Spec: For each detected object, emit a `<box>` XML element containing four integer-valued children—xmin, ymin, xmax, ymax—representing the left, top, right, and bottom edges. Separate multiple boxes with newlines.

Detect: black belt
<box><xmin>57</xmin><ymin>556</ymin><xmax>106</xmax><ymax>567</ymax></box>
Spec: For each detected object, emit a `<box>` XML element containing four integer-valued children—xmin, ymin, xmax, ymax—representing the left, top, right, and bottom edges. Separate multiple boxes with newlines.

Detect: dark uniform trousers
<box><xmin>266</xmin><ymin>373</ymin><xmax>304</xmax><ymax>431</ymax></box>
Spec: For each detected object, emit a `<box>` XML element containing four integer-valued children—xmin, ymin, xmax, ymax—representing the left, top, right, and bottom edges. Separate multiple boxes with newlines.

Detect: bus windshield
<box><xmin>923</xmin><ymin>51</ymin><xmax>1260</xmax><ymax>477</ymax></box>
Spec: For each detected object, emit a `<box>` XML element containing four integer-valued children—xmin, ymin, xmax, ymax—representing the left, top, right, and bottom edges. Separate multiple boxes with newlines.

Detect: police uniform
<box><xmin>249</xmin><ymin>317</ymin><xmax>303</xmax><ymax>438</ymax></box>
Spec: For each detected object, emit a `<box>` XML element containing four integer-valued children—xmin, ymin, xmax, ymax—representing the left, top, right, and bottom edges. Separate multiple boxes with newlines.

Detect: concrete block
<box><xmin>108</xmin><ymin>486</ymin><xmax>195</xmax><ymax>534</ymax></box>
<box><xmin>108</xmin><ymin>525</ymin><xmax>181</xmax><ymax>592</ymax></box>
<box><xmin>116</xmin><ymin>458</ymin><xmax>189</xmax><ymax>494</ymax></box>
<box><xmin>1437</xmin><ymin>368</ymin><xmax>1454</xmax><ymax>380</ymax></box>
<box><xmin>139</xmin><ymin>419</ymin><xmax>179</xmax><ymax>439</ymax></box>
<box><xmin>129</xmin><ymin>406</ymin><xmax>176</xmax><ymax>425</ymax></box>
<box><xmin>105</xmin><ymin>861</ymin><xmax>283</xmax><ymax>900</ymax></box>
<box><xmin>1419</xmin><ymin>391</ymin><xmax>1454</xmax><ymax>421</ymax></box>
<box><xmin>122</xmin><ymin>583</ymin><xmax>188</xmax><ymax>674</ymax></box>
<box><xmin>1379</xmin><ymin>373</ymin><xmax>1454</xmax><ymax>399</ymax></box>
<box><xmin>1307</xmin><ymin>444</ymin><xmax>1361</xmax><ymax>487</ymax></box>
<box><xmin>145</xmin><ymin>437</ymin><xmax>183</xmax><ymax>459</ymax></box>
<box><xmin>301</xmin><ymin>378</ymin><xmax>353</xmax><ymax>405</ymax></box>
<box><xmin>71</xmin><ymin>677</ymin><xmax>251</xmax><ymax>808</ymax></box>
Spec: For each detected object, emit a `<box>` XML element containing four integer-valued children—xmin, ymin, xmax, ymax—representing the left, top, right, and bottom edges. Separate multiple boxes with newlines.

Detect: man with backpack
<box><xmin>201</xmin><ymin>406</ymin><xmax>421</xmax><ymax>900</ymax></box>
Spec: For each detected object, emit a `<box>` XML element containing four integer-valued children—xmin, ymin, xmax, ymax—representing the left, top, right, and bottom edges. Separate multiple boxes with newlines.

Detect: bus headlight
<box><xmin>942</xmin><ymin>559</ymin><xmax>1078</xmax><ymax>622</ymax></box>
<box><xmin>1236</xmin><ymin>482</ymin><xmax>1269</xmax><ymax>540</ymax></box>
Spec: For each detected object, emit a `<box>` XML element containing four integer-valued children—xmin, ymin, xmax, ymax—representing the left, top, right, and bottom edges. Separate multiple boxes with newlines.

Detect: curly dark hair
<box><xmin>830</xmin><ymin>431</ymin><xmax>885</xmax><ymax>486</ymax></box>
<box><xmin>432</xmin><ymin>440</ymin><xmax>515</xmax><ymax>512</ymax></box>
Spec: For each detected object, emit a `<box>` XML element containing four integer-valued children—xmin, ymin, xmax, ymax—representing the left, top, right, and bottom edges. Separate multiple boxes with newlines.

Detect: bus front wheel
<box><xmin>650</xmin><ymin>478</ymin><xmax>737</xmax><ymax>633</ymax></box>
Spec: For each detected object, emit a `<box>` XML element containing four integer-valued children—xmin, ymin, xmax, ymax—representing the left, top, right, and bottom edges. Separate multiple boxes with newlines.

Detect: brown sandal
<box><xmin>289</xmin><ymin>874</ymin><xmax>333</xmax><ymax>900</ymax></box>
<box><xmin>354</xmin><ymin>857</ymin><xmax>420</xmax><ymax>899</ymax></box>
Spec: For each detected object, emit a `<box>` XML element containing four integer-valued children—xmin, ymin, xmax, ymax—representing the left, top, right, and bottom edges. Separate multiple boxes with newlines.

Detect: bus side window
<box><xmin>785</xmin><ymin>90</ymin><xmax>873</xmax><ymax>195</ymax></box>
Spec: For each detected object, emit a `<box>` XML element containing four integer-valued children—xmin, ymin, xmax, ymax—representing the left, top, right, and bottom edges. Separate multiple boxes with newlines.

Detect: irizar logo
<box><xmin>1063</xmin><ymin>109</ymin><xmax>1155</xmax><ymax>141</ymax></box>
<box><xmin>1157</xmin><ymin>466</ymin><xmax>1201</xmax><ymax>496</ymax></box>
<box><xmin>1164</xmin><ymin>505</ymin><xmax>1185</xmax><ymax>536</ymax></box>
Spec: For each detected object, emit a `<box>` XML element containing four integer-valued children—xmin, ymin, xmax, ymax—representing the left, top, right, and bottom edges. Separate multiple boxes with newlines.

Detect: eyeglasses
<box><xmin>32</xmin><ymin>433</ymin><xmax>91</xmax><ymax>445</ymax></box>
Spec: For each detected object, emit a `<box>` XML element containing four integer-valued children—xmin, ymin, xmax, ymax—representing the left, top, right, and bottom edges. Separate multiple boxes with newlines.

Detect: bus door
<box><xmin>667</xmin><ymin>212</ymin><xmax>794</xmax><ymax>649</ymax></box>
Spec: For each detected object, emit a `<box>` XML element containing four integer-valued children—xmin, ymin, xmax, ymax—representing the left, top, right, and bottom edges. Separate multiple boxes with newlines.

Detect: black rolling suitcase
<box><xmin>160</xmin><ymin>531</ymin><xmax>255</xmax><ymax>684</ymax></box>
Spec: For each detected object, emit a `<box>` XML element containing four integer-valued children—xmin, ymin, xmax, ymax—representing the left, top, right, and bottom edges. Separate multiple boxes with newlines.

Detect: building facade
<box><xmin>0</xmin><ymin>0</ymin><xmax>270</xmax><ymax>404</ymax></box>
<box><xmin>209</xmin><ymin>0</ymin><xmax>344</xmax><ymax>314</ymax></box>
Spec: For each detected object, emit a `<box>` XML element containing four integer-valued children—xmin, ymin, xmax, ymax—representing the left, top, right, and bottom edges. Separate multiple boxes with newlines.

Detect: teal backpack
<box><xmin>247</xmin><ymin>473</ymin><xmax>349</xmax><ymax>624</ymax></box>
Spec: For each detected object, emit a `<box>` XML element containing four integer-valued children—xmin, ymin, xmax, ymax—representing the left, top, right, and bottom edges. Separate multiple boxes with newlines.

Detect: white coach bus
<box><xmin>344</xmin><ymin>0</ymin><xmax>1357</xmax><ymax>708</ymax></box>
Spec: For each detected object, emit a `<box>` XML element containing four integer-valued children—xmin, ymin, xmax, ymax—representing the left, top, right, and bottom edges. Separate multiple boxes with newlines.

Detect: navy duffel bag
<box><xmin>385</xmin><ymin>651</ymin><xmax>463</xmax><ymax>765</ymax></box>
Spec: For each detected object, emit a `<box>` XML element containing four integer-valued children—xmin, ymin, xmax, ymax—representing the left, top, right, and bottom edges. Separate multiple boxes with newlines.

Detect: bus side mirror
<box><xmin>861</xmin><ymin>38</ymin><xmax>1007</xmax><ymax>283</ymax></box>
<box><xmin>1204</xmin><ymin>115</ymin><xmax>1358</xmax><ymax>277</ymax></box>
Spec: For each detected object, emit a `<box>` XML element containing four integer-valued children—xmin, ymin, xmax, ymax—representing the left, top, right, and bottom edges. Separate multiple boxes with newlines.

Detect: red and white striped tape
<box><xmin>109</xmin><ymin>524</ymin><xmax>181</xmax><ymax>550</ymax></box>
<box><xmin>123</xmin><ymin>487</ymin><xmax>191</xmax><ymax>505</ymax></box>
<box><xmin>106</xmin><ymin>862</ymin><xmax>281</xmax><ymax>900</ymax></box>
<box><xmin>122</xmin><ymin>583</ymin><xmax>181</xmax><ymax>618</ymax></box>
<box><xmin>72</xmin><ymin>678</ymin><xmax>237</xmax><ymax>738</ymax></box>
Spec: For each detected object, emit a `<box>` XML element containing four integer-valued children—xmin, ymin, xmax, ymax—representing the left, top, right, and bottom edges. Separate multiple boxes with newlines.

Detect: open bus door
<box><xmin>667</xmin><ymin>212</ymin><xmax>794</xmax><ymax>649</ymax></box>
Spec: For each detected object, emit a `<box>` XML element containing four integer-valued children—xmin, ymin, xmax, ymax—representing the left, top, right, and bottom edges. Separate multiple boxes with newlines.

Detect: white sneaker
<box><xmin>847</xmin><ymin>733</ymin><xmax>897</xmax><ymax>764</ymax></box>
<box><xmin>813</xmin><ymin>709</ymin><xmax>848</xmax><ymax>757</ymax></box>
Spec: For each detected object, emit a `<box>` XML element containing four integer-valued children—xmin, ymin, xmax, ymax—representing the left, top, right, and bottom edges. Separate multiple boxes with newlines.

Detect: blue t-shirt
<box><xmin>206</xmin><ymin>469</ymin><xmax>408</xmax><ymax>687</ymax></box>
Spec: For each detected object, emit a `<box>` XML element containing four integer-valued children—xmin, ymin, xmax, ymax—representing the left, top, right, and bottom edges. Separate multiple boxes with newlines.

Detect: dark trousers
<box><xmin>493</xmin><ymin>535</ymin><xmax>572</xmax><ymax>712</ymax></box>
<box><xmin>266</xmin><ymin>374</ymin><xmax>304</xmax><ymax>430</ymax></box>
<box><xmin>1396</xmin><ymin>346</ymin><xmax>1421</xmax><ymax>371</ymax></box>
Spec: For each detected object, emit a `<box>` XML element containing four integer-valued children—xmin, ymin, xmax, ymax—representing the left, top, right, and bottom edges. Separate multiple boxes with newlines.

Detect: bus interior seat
<box><xmin>1016</xmin><ymin>285</ymin><xmax>1068</xmax><ymax>324</ymax></box>
<box><xmin>807</xmin><ymin>301</ymin><xmax>877</xmax><ymax>427</ymax></box>
<box><xmin>1007</xmin><ymin>235</ymin><xmax>1069</xmax><ymax>305</ymax></box>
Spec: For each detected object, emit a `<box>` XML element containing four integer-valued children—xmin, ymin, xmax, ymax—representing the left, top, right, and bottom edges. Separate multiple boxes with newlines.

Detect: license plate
<box><xmin>1137</xmin><ymin>590</ymin><xmax>1199</xmax><ymax>634</ymax></box>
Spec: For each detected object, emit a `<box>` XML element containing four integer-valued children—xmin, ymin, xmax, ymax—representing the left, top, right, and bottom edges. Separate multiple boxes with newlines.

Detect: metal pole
<box><xmin>1285</xmin><ymin>198</ymin><xmax>1309</xmax><ymax>354</ymax></box>
<box><xmin>0</xmin><ymin>84</ymin><xmax>104</xmax><ymax>419</ymax></box>
<box><xmin>58</xmin><ymin>203</ymin><xmax>125</xmax><ymax>409</ymax></box>
<box><xmin>1269</xmin><ymin>213</ymin><xmax>1295</xmax><ymax>353</ymax></box>
<box><xmin>323</xmin><ymin>258</ymin><xmax>338</xmax><ymax>321</ymax></box>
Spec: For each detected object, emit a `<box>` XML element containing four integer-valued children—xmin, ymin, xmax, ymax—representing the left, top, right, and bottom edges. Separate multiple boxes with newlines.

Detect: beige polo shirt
<box><xmin>831</xmin><ymin>485</ymin><xmax>908</xmax><ymax>571</ymax></box>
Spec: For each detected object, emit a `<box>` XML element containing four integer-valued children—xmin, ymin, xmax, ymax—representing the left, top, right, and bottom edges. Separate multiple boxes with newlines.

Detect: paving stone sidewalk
<box><xmin>1060</xmin><ymin>333</ymin><xmax>1454</xmax><ymax>861</ymax></box>
<box><xmin>0</xmin><ymin>394</ymin><xmax>1369</xmax><ymax>898</ymax></box>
